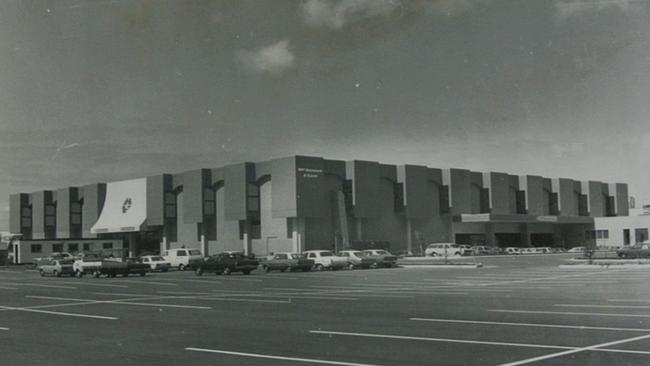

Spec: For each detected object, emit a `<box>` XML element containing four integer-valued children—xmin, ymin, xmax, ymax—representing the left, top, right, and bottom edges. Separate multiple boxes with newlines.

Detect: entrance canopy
<box><xmin>457</xmin><ymin>213</ymin><xmax>594</xmax><ymax>225</ymax></box>
<box><xmin>91</xmin><ymin>178</ymin><xmax>147</xmax><ymax>234</ymax></box>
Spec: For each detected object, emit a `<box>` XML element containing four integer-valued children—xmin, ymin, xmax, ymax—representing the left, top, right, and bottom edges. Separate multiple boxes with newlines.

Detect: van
<box><xmin>162</xmin><ymin>248</ymin><xmax>203</xmax><ymax>271</ymax></box>
<box><xmin>424</xmin><ymin>243</ymin><xmax>465</xmax><ymax>257</ymax></box>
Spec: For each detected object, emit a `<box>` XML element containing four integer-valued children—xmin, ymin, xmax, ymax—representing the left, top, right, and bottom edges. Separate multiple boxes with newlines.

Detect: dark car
<box><xmin>101</xmin><ymin>258</ymin><xmax>149</xmax><ymax>277</ymax></box>
<box><xmin>616</xmin><ymin>243</ymin><xmax>650</xmax><ymax>258</ymax></box>
<box><xmin>195</xmin><ymin>252</ymin><xmax>259</xmax><ymax>275</ymax></box>
<box><xmin>362</xmin><ymin>249</ymin><xmax>398</xmax><ymax>268</ymax></box>
<box><xmin>262</xmin><ymin>252</ymin><xmax>314</xmax><ymax>272</ymax></box>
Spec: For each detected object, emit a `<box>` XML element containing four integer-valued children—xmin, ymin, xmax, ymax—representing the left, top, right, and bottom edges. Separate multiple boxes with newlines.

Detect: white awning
<box><xmin>91</xmin><ymin>178</ymin><xmax>147</xmax><ymax>234</ymax></box>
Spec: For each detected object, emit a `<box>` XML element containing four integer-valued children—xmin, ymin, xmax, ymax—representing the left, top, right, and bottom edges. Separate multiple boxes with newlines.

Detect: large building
<box><xmin>8</xmin><ymin>155</ymin><xmax>630</xmax><ymax>261</ymax></box>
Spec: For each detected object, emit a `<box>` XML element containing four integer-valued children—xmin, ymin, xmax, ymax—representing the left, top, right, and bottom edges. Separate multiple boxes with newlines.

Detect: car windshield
<box><xmin>189</xmin><ymin>250</ymin><xmax>201</xmax><ymax>255</ymax></box>
<box><xmin>59</xmin><ymin>260</ymin><xmax>74</xmax><ymax>264</ymax></box>
<box><xmin>151</xmin><ymin>256</ymin><xmax>164</xmax><ymax>261</ymax></box>
<box><xmin>375</xmin><ymin>250</ymin><xmax>388</xmax><ymax>255</ymax></box>
<box><xmin>320</xmin><ymin>251</ymin><xmax>333</xmax><ymax>257</ymax></box>
<box><xmin>290</xmin><ymin>254</ymin><xmax>304</xmax><ymax>259</ymax></box>
<box><xmin>450</xmin><ymin>244</ymin><xmax>460</xmax><ymax>248</ymax></box>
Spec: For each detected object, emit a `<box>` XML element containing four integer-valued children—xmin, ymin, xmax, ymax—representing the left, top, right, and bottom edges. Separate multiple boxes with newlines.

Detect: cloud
<box><xmin>236</xmin><ymin>40</ymin><xmax>295</xmax><ymax>75</ymax></box>
<box><xmin>301</xmin><ymin>0</ymin><xmax>401</xmax><ymax>29</ymax></box>
<box><xmin>555</xmin><ymin>0</ymin><xmax>633</xmax><ymax>19</ymax></box>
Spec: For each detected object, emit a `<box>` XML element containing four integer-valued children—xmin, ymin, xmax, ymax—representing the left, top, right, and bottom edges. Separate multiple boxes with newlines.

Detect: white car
<box><xmin>338</xmin><ymin>250</ymin><xmax>376</xmax><ymax>269</ymax></box>
<box><xmin>140</xmin><ymin>255</ymin><xmax>171</xmax><ymax>272</ymax></box>
<box><xmin>303</xmin><ymin>250</ymin><xmax>349</xmax><ymax>271</ymax></box>
<box><xmin>424</xmin><ymin>243</ymin><xmax>465</xmax><ymax>257</ymax></box>
<box><xmin>162</xmin><ymin>248</ymin><xmax>203</xmax><ymax>271</ymax></box>
<box><xmin>505</xmin><ymin>247</ymin><xmax>521</xmax><ymax>255</ymax></box>
<box><xmin>568</xmin><ymin>246</ymin><xmax>586</xmax><ymax>253</ymax></box>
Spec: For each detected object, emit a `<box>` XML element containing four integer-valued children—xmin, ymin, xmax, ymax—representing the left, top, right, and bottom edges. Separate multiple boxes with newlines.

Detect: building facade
<box><xmin>8</xmin><ymin>155</ymin><xmax>630</xmax><ymax>259</ymax></box>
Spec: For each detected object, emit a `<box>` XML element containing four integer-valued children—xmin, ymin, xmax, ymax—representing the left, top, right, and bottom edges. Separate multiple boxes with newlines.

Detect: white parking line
<box><xmin>489</xmin><ymin>309</ymin><xmax>650</xmax><ymax>318</ymax></box>
<box><xmin>0</xmin><ymin>305</ymin><xmax>118</xmax><ymax>320</ymax></box>
<box><xmin>0</xmin><ymin>327</ymin><xmax>8</xmax><ymax>330</ymax></box>
<box><xmin>409</xmin><ymin>318</ymin><xmax>650</xmax><ymax>332</ymax></box>
<box><xmin>0</xmin><ymin>286</ymin><xmax>18</xmax><ymax>290</ymax></box>
<box><xmin>309</xmin><ymin>330</ymin><xmax>575</xmax><ymax>350</ymax></box>
<box><xmin>25</xmin><ymin>295</ymin><xmax>213</xmax><ymax>310</ymax></box>
<box><xmin>101</xmin><ymin>279</ymin><xmax>177</xmax><ymax>286</ymax></box>
<box><xmin>609</xmin><ymin>299</ymin><xmax>650</xmax><ymax>303</ymax></box>
<box><xmin>43</xmin><ymin>281</ymin><xmax>129</xmax><ymax>288</ymax></box>
<box><xmin>185</xmin><ymin>347</ymin><xmax>383</xmax><ymax>366</ymax></box>
<box><xmin>5</xmin><ymin>282</ymin><xmax>76</xmax><ymax>289</ymax></box>
<box><xmin>555</xmin><ymin>303</ymin><xmax>650</xmax><ymax>310</ymax></box>
<box><xmin>495</xmin><ymin>333</ymin><xmax>650</xmax><ymax>366</ymax></box>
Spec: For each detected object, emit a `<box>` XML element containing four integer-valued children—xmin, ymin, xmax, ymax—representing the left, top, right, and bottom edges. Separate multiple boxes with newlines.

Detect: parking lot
<box><xmin>1</xmin><ymin>254</ymin><xmax>650</xmax><ymax>366</ymax></box>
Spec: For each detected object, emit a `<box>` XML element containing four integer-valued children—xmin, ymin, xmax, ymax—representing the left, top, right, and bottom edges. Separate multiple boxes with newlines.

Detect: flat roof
<box><xmin>456</xmin><ymin>213</ymin><xmax>594</xmax><ymax>225</ymax></box>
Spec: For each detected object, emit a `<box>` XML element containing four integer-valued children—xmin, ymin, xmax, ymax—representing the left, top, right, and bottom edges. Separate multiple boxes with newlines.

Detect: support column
<box><xmin>128</xmin><ymin>232</ymin><xmax>137</xmax><ymax>258</ymax></box>
<box><xmin>242</xmin><ymin>220</ymin><xmax>251</xmax><ymax>256</ymax></box>
<box><xmin>292</xmin><ymin>218</ymin><xmax>305</xmax><ymax>253</ymax></box>
<box><xmin>406</xmin><ymin>218</ymin><xmax>413</xmax><ymax>252</ymax></box>
<box><xmin>485</xmin><ymin>223</ymin><xmax>496</xmax><ymax>247</ymax></box>
<box><xmin>520</xmin><ymin>224</ymin><xmax>531</xmax><ymax>247</ymax></box>
<box><xmin>355</xmin><ymin>218</ymin><xmax>363</xmax><ymax>241</ymax></box>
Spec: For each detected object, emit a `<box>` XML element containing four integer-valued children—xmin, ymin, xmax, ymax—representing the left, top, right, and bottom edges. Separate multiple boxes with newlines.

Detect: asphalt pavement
<box><xmin>1</xmin><ymin>254</ymin><xmax>649</xmax><ymax>366</ymax></box>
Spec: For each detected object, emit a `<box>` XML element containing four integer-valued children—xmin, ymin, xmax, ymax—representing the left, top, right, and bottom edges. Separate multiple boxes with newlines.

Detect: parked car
<box><xmin>100</xmin><ymin>258</ymin><xmax>149</xmax><ymax>277</ymax></box>
<box><xmin>38</xmin><ymin>259</ymin><xmax>75</xmax><ymax>277</ymax></box>
<box><xmin>568</xmin><ymin>246</ymin><xmax>586</xmax><ymax>253</ymax></box>
<box><xmin>162</xmin><ymin>248</ymin><xmax>203</xmax><ymax>271</ymax></box>
<box><xmin>73</xmin><ymin>253</ymin><xmax>105</xmax><ymax>277</ymax></box>
<box><xmin>194</xmin><ymin>252</ymin><xmax>259</xmax><ymax>275</ymax></box>
<box><xmin>262</xmin><ymin>252</ymin><xmax>314</xmax><ymax>272</ymax></box>
<box><xmin>425</xmin><ymin>243</ymin><xmax>465</xmax><ymax>257</ymax></box>
<box><xmin>50</xmin><ymin>252</ymin><xmax>74</xmax><ymax>261</ymax></box>
<box><xmin>535</xmin><ymin>247</ymin><xmax>553</xmax><ymax>254</ymax></box>
<box><xmin>471</xmin><ymin>246</ymin><xmax>490</xmax><ymax>256</ymax></box>
<box><xmin>362</xmin><ymin>249</ymin><xmax>398</xmax><ymax>268</ymax></box>
<box><xmin>504</xmin><ymin>247</ymin><xmax>521</xmax><ymax>255</ymax></box>
<box><xmin>616</xmin><ymin>243</ymin><xmax>650</xmax><ymax>258</ymax></box>
<box><xmin>338</xmin><ymin>250</ymin><xmax>376</xmax><ymax>269</ymax></box>
<box><xmin>140</xmin><ymin>255</ymin><xmax>171</xmax><ymax>272</ymax></box>
<box><xmin>303</xmin><ymin>250</ymin><xmax>349</xmax><ymax>271</ymax></box>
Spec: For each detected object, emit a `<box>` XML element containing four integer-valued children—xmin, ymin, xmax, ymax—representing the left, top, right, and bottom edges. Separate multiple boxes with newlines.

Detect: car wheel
<box><xmin>39</xmin><ymin>269</ymin><xmax>45</xmax><ymax>277</ymax></box>
<box><xmin>243</xmin><ymin>270</ymin><xmax>251</xmax><ymax>275</ymax></box>
<box><xmin>348</xmin><ymin>263</ymin><xmax>355</xmax><ymax>270</ymax></box>
<box><xmin>139</xmin><ymin>272</ymin><xmax>146</xmax><ymax>277</ymax></box>
<box><xmin>223</xmin><ymin>267</ymin><xmax>232</xmax><ymax>275</ymax></box>
<box><xmin>178</xmin><ymin>264</ymin><xmax>185</xmax><ymax>271</ymax></box>
<box><xmin>92</xmin><ymin>270</ymin><xmax>101</xmax><ymax>278</ymax></box>
<box><xmin>314</xmin><ymin>264</ymin><xmax>324</xmax><ymax>272</ymax></box>
<box><xmin>195</xmin><ymin>268</ymin><xmax>203</xmax><ymax>276</ymax></box>
<box><xmin>53</xmin><ymin>270</ymin><xmax>60</xmax><ymax>277</ymax></box>
<box><xmin>75</xmin><ymin>270</ymin><xmax>83</xmax><ymax>278</ymax></box>
<box><xmin>264</xmin><ymin>265</ymin><xmax>270</xmax><ymax>273</ymax></box>
<box><xmin>370</xmin><ymin>262</ymin><xmax>378</xmax><ymax>269</ymax></box>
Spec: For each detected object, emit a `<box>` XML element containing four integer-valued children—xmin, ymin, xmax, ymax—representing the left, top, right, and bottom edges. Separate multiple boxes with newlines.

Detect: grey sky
<box><xmin>1</xmin><ymin>0</ymin><xmax>649</xmax><ymax>230</ymax></box>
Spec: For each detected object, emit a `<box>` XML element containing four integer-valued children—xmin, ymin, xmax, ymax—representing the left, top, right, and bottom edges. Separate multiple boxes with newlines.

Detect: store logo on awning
<box><xmin>122</xmin><ymin>198</ymin><xmax>132</xmax><ymax>213</ymax></box>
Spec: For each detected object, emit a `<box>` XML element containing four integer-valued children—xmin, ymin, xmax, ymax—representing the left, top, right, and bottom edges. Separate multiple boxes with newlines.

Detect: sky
<box><xmin>1</xmin><ymin>0</ymin><xmax>649</xmax><ymax>230</ymax></box>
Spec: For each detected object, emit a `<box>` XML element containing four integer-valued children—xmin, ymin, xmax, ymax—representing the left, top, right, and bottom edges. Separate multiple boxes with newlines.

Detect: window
<box><xmin>103</xmin><ymin>242</ymin><xmax>113</xmax><ymax>249</ymax></box>
<box><xmin>603</xmin><ymin>230</ymin><xmax>609</xmax><ymax>239</ymax></box>
<box><xmin>624</xmin><ymin>229</ymin><xmax>631</xmax><ymax>245</ymax></box>
<box><xmin>83</xmin><ymin>243</ymin><xmax>91</xmax><ymax>251</ymax></box>
<box><xmin>52</xmin><ymin>243</ymin><xmax>63</xmax><ymax>252</ymax></box>
<box><xmin>635</xmin><ymin>228</ymin><xmax>649</xmax><ymax>244</ymax></box>
<box><xmin>68</xmin><ymin>243</ymin><xmax>79</xmax><ymax>253</ymax></box>
<box><xmin>203</xmin><ymin>188</ymin><xmax>215</xmax><ymax>216</ymax></box>
<box><xmin>286</xmin><ymin>218</ymin><xmax>294</xmax><ymax>238</ymax></box>
<box><xmin>31</xmin><ymin>244</ymin><xmax>42</xmax><ymax>253</ymax></box>
<box><xmin>177</xmin><ymin>250</ymin><xmax>187</xmax><ymax>256</ymax></box>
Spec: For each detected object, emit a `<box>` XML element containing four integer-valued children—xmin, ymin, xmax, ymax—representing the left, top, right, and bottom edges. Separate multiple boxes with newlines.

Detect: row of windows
<box><xmin>30</xmin><ymin>242</ymin><xmax>115</xmax><ymax>254</ymax></box>
<box><xmin>586</xmin><ymin>230</ymin><xmax>609</xmax><ymax>240</ymax></box>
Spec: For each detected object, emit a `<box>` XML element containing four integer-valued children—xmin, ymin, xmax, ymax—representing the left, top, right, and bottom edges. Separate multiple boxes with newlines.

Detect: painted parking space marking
<box><xmin>25</xmin><ymin>295</ymin><xmax>213</xmax><ymax>310</ymax></box>
<box><xmin>0</xmin><ymin>286</ymin><xmax>18</xmax><ymax>290</ymax></box>
<box><xmin>185</xmin><ymin>347</ymin><xmax>384</xmax><ymax>366</ymax></box>
<box><xmin>5</xmin><ymin>282</ymin><xmax>76</xmax><ymax>289</ymax></box>
<box><xmin>0</xmin><ymin>327</ymin><xmax>9</xmax><ymax>330</ymax></box>
<box><xmin>490</xmin><ymin>309</ymin><xmax>650</xmax><ymax>318</ymax></box>
<box><xmin>100</xmin><ymin>279</ymin><xmax>178</xmax><ymax>286</ymax></box>
<box><xmin>495</xmin><ymin>333</ymin><xmax>650</xmax><ymax>366</ymax></box>
<box><xmin>309</xmin><ymin>330</ymin><xmax>576</xmax><ymax>350</ymax></box>
<box><xmin>410</xmin><ymin>318</ymin><xmax>650</xmax><ymax>332</ymax></box>
<box><xmin>0</xmin><ymin>305</ymin><xmax>118</xmax><ymax>320</ymax></box>
<box><xmin>555</xmin><ymin>303</ymin><xmax>650</xmax><ymax>310</ymax></box>
<box><xmin>34</xmin><ymin>280</ymin><xmax>129</xmax><ymax>288</ymax></box>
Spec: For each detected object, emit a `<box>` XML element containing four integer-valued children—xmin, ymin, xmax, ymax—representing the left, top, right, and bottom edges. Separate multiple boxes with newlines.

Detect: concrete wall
<box><xmin>595</xmin><ymin>215</ymin><xmax>650</xmax><ymax>247</ymax></box>
<box><xmin>55</xmin><ymin>187</ymin><xmax>80</xmax><ymax>238</ymax></box>
<box><xmin>251</xmin><ymin>180</ymin><xmax>293</xmax><ymax>255</ymax></box>
<box><xmin>485</xmin><ymin>172</ymin><xmax>510</xmax><ymax>215</ymax></box>
<box><xmin>444</xmin><ymin>168</ymin><xmax>472</xmax><ymax>215</ymax></box>
<box><xmin>9</xmin><ymin>193</ymin><xmax>30</xmax><ymax>236</ymax></box>
<box><xmin>81</xmin><ymin>183</ymin><xmax>106</xmax><ymax>238</ymax></box>
<box><xmin>346</xmin><ymin>160</ymin><xmax>381</xmax><ymax>218</ymax></box>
